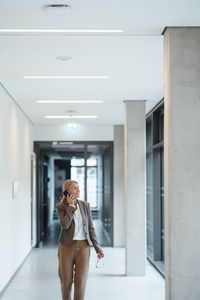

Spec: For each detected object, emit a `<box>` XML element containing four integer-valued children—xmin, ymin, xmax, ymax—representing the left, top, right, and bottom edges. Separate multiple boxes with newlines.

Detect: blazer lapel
<box><xmin>77</xmin><ymin>199</ymin><xmax>86</xmax><ymax>223</ymax></box>
<box><xmin>62</xmin><ymin>198</ymin><xmax>86</xmax><ymax>223</ymax></box>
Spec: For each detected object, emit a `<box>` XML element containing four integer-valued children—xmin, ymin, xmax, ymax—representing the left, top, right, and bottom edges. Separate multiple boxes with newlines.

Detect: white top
<box><xmin>69</xmin><ymin>203</ymin><xmax>86</xmax><ymax>240</ymax></box>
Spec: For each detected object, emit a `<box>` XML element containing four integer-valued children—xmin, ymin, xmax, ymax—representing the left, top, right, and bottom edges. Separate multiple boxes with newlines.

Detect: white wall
<box><xmin>34</xmin><ymin>123</ymin><xmax>113</xmax><ymax>141</ymax></box>
<box><xmin>0</xmin><ymin>86</ymin><xmax>33</xmax><ymax>293</ymax></box>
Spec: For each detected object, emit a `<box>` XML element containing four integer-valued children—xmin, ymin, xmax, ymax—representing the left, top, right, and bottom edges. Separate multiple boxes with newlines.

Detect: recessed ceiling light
<box><xmin>45</xmin><ymin>115</ymin><xmax>98</xmax><ymax>119</ymax></box>
<box><xmin>58</xmin><ymin>142</ymin><xmax>73</xmax><ymax>145</ymax></box>
<box><xmin>0</xmin><ymin>29</ymin><xmax>124</xmax><ymax>34</ymax></box>
<box><xmin>24</xmin><ymin>75</ymin><xmax>110</xmax><ymax>79</ymax></box>
<box><xmin>37</xmin><ymin>100</ymin><xmax>104</xmax><ymax>103</ymax></box>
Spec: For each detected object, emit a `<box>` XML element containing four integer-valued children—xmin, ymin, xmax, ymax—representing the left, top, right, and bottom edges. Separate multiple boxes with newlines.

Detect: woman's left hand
<box><xmin>97</xmin><ymin>251</ymin><xmax>104</xmax><ymax>259</ymax></box>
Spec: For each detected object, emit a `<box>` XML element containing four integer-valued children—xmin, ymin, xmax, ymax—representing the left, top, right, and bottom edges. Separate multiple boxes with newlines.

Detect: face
<box><xmin>69</xmin><ymin>182</ymin><xmax>80</xmax><ymax>198</ymax></box>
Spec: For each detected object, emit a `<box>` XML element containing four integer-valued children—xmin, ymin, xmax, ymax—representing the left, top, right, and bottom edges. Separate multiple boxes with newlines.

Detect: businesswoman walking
<box><xmin>56</xmin><ymin>179</ymin><xmax>104</xmax><ymax>300</ymax></box>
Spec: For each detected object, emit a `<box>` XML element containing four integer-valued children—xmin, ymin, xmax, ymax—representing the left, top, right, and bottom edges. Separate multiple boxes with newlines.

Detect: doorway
<box><xmin>34</xmin><ymin>141</ymin><xmax>113</xmax><ymax>248</ymax></box>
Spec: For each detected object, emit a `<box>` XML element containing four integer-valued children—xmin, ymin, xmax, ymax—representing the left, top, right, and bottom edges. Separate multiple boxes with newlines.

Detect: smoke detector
<box><xmin>56</xmin><ymin>56</ymin><xmax>72</xmax><ymax>62</ymax></box>
<box><xmin>65</xmin><ymin>110</ymin><xmax>77</xmax><ymax>113</ymax></box>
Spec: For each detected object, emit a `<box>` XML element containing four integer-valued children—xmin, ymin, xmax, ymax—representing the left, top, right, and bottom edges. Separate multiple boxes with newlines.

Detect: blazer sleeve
<box><xmin>56</xmin><ymin>203</ymin><xmax>76</xmax><ymax>230</ymax></box>
<box><xmin>87</xmin><ymin>202</ymin><xmax>103</xmax><ymax>254</ymax></box>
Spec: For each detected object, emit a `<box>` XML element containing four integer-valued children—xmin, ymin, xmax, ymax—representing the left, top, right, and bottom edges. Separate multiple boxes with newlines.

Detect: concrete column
<box><xmin>124</xmin><ymin>100</ymin><xmax>146</xmax><ymax>276</ymax></box>
<box><xmin>113</xmin><ymin>125</ymin><xmax>125</xmax><ymax>247</ymax></box>
<box><xmin>164</xmin><ymin>27</ymin><xmax>200</xmax><ymax>300</ymax></box>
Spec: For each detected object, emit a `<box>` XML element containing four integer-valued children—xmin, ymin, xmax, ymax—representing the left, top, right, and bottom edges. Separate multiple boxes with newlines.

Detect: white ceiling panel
<box><xmin>0</xmin><ymin>0</ymin><xmax>200</xmax><ymax>125</ymax></box>
<box><xmin>0</xmin><ymin>0</ymin><xmax>200</xmax><ymax>34</ymax></box>
<box><xmin>0</xmin><ymin>35</ymin><xmax>163</xmax><ymax>124</ymax></box>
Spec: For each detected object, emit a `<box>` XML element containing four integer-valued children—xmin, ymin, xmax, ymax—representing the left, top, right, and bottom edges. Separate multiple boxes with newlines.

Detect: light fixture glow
<box><xmin>58</xmin><ymin>142</ymin><xmax>74</xmax><ymax>145</ymax></box>
<box><xmin>68</xmin><ymin>123</ymin><xmax>78</xmax><ymax>130</ymax></box>
<box><xmin>0</xmin><ymin>29</ymin><xmax>124</xmax><ymax>34</ymax></box>
<box><xmin>24</xmin><ymin>75</ymin><xmax>110</xmax><ymax>79</ymax></box>
<box><xmin>45</xmin><ymin>115</ymin><xmax>98</xmax><ymax>119</ymax></box>
<box><xmin>37</xmin><ymin>100</ymin><xmax>104</xmax><ymax>103</ymax></box>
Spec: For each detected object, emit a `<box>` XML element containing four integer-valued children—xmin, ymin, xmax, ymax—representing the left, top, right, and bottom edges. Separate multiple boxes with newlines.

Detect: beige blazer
<box><xmin>56</xmin><ymin>198</ymin><xmax>103</xmax><ymax>254</ymax></box>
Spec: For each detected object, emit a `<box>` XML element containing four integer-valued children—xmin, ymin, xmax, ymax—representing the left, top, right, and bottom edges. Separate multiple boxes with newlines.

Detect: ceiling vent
<box><xmin>43</xmin><ymin>4</ymin><xmax>72</xmax><ymax>15</ymax></box>
<box><xmin>44</xmin><ymin>4</ymin><xmax>71</xmax><ymax>9</ymax></box>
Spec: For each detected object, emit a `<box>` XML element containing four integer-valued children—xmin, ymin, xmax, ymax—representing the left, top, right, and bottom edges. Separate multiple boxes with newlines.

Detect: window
<box><xmin>71</xmin><ymin>157</ymin><xmax>85</xmax><ymax>200</ymax></box>
<box><xmin>146</xmin><ymin>100</ymin><xmax>165</xmax><ymax>276</ymax></box>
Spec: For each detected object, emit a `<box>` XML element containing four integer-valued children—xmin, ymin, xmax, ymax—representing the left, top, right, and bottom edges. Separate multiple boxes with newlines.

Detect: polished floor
<box><xmin>1</xmin><ymin>221</ymin><xmax>165</xmax><ymax>300</ymax></box>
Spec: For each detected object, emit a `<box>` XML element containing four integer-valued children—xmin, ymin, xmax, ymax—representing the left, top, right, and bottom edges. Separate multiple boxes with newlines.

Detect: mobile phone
<box><xmin>63</xmin><ymin>190</ymin><xmax>70</xmax><ymax>197</ymax></box>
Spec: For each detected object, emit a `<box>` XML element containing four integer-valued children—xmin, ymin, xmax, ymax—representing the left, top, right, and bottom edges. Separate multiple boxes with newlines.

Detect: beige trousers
<box><xmin>57</xmin><ymin>240</ymin><xmax>90</xmax><ymax>300</ymax></box>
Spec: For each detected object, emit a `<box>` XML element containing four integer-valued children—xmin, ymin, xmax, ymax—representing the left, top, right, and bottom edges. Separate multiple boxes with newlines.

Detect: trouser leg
<box><xmin>57</xmin><ymin>243</ymin><xmax>75</xmax><ymax>300</ymax></box>
<box><xmin>73</xmin><ymin>240</ymin><xmax>90</xmax><ymax>300</ymax></box>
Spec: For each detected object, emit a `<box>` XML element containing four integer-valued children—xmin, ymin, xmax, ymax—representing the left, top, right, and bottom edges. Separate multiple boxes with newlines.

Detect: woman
<box><xmin>56</xmin><ymin>179</ymin><xmax>104</xmax><ymax>300</ymax></box>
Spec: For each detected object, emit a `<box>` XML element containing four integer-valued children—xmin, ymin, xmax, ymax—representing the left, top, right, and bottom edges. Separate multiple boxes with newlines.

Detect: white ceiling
<box><xmin>0</xmin><ymin>0</ymin><xmax>200</xmax><ymax>125</ymax></box>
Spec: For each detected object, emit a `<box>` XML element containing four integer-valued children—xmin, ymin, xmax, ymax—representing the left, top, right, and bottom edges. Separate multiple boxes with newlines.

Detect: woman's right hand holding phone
<box><xmin>67</xmin><ymin>193</ymin><xmax>77</xmax><ymax>208</ymax></box>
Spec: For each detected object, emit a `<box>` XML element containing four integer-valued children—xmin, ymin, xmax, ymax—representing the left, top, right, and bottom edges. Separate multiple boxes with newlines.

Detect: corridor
<box><xmin>1</xmin><ymin>246</ymin><xmax>164</xmax><ymax>300</ymax></box>
<box><xmin>0</xmin><ymin>221</ymin><xmax>164</xmax><ymax>299</ymax></box>
<box><xmin>1</xmin><ymin>1</ymin><xmax>200</xmax><ymax>299</ymax></box>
